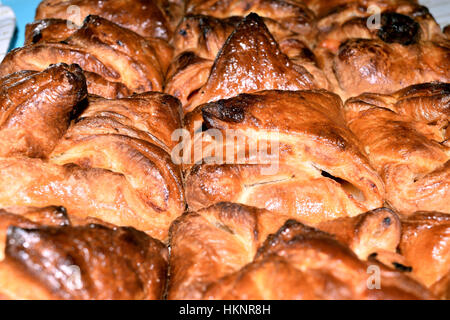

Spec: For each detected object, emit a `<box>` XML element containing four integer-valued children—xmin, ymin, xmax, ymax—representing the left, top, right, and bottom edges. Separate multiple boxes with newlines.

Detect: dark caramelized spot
<box><xmin>202</xmin><ymin>99</ymin><xmax>246</xmax><ymax>123</ymax></box>
<box><xmin>377</xmin><ymin>12</ymin><xmax>419</xmax><ymax>45</ymax></box>
<box><xmin>393</xmin><ymin>262</ymin><xmax>413</xmax><ymax>272</ymax></box>
<box><xmin>31</xmin><ymin>31</ymin><xmax>43</xmax><ymax>44</ymax></box>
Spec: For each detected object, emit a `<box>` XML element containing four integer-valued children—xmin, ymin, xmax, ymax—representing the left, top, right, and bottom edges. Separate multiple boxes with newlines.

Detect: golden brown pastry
<box><xmin>0</xmin><ymin>15</ymin><xmax>172</xmax><ymax>97</ymax></box>
<box><xmin>173</xmin><ymin>14</ymin><xmax>317</xmax><ymax>59</ymax></box>
<box><xmin>317</xmin><ymin>207</ymin><xmax>401</xmax><ymax>260</ymax></box>
<box><xmin>168</xmin><ymin>202</ymin><xmax>290</xmax><ymax>300</ymax></box>
<box><xmin>35</xmin><ymin>0</ymin><xmax>177</xmax><ymax>40</ymax></box>
<box><xmin>344</xmin><ymin>82</ymin><xmax>449</xmax><ymax>214</ymax></box>
<box><xmin>184</xmin><ymin>90</ymin><xmax>384</xmax><ymax>225</ymax></box>
<box><xmin>313</xmin><ymin>1</ymin><xmax>450</xmax><ymax>99</ymax></box>
<box><xmin>0</xmin><ymin>90</ymin><xmax>184</xmax><ymax>240</ymax></box>
<box><xmin>0</xmin><ymin>220</ymin><xmax>168</xmax><ymax>299</ymax></box>
<box><xmin>166</xmin><ymin>13</ymin><xmax>329</xmax><ymax>113</ymax></box>
<box><xmin>399</xmin><ymin>211</ymin><xmax>450</xmax><ymax>298</ymax></box>
<box><xmin>25</xmin><ymin>18</ymin><xmax>75</xmax><ymax>45</ymax></box>
<box><xmin>315</xmin><ymin>2</ymin><xmax>442</xmax><ymax>46</ymax></box>
<box><xmin>184</xmin><ymin>0</ymin><xmax>316</xmax><ymax>41</ymax></box>
<box><xmin>169</xmin><ymin>203</ymin><xmax>433</xmax><ymax>299</ymax></box>
<box><xmin>0</xmin><ymin>63</ymin><xmax>87</xmax><ymax>158</ymax></box>
<box><xmin>0</xmin><ymin>206</ymin><xmax>70</xmax><ymax>261</ymax></box>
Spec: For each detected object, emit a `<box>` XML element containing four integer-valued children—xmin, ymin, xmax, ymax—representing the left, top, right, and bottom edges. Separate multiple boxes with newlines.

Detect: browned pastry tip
<box><xmin>35</xmin><ymin>0</ymin><xmax>175</xmax><ymax>40</ymax></box>
<box><xmin>0</xmin><ymin>223</ymin><xmax>168</xmax><ymax>300</ymax></box>
<box><xmin>173</xmin><ymin>14</ymin><xmax>321</xmax><ymax>61</ymax></box>
<box><xmin>1</xmin><ymin>15</ymin><xmax>172</xmax><ymax>96</ymax></box>
<box><xmin>170</xmin><ymin>211</ymin><xmax>434</xmax><ymax>299</ymax></box>
<box><xmin>0</xmin><ymin>63</ymin><xmax>87</xmax><ymax>158</ymax></box>
<box><xmin>399</xmin><ymin>211</ymin><xmax>450</xmax><ymax>296</ymax></box>
<box><xmin>170</xmin><ymin>14</ymin><xmax>329</xmax><ymax>95</ymax></box>
<box><xmin>167</xmin><ymin>13</ymin><xmax>327</xmax><ymax>113</ymax></box>
<box><xmin>25</xmin><ymin>18</ymin><xmax>75</xmax><ymax>45</ymax></box>
<box><xmin>185</xmin><ymin>0</ymin><xmax>317</xmax><ymax>39</ymax></box>
<box><xmin>318</xmin><ymin>207</ymin><xmax>401</xmax><ymax>260</ymax></box>
<box><xmin>172</xmin><ymin>14</ymin><xmax>242</xmax><ymax>60</ymax></box>
<box><xmin>184</xmin><ymin>90</ymin><xmax>384</xmax><ymax>225</ymax></box>
<box><xmin>344</xmin><ymin>82</ymin><xmax>449</xmax><ymax>214</ymax></box>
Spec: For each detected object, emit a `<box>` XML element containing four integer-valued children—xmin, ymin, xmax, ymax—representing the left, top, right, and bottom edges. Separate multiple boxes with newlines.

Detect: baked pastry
<box><xmin>399</xmin><ymin>211</ymin><xmax>450</xmax><ymax>299</ymax></box>
<box><xmin>317</xmin><ymin>207</ymin><xmax>401</xmax><ymax>260</ymax></box>
<box><xmin>169</xmin><ymin>203</ymin><xmax>433</xmax><ymax>299</ymax></box>
<box><xmin>0</xmin><ymin>206</ymin><xmax>168</xmax><ymax>300</ymax></box>
<box><xmin>35</xmin><ymin>0</ymin><xmax>177</xmax><ymax>40</ymax></box>
<box><xmin>0</xmin><ymin>0</ymin><xmax>446</xmax><ymax>301</ymax></box>
<box><xmin>166</xmin><ymin>13</ymin><xmax>330</xmax><ymax>113</ymax></box>
<box><xmin>344</xmin><ymin>82</ymin><xmax>449</xmax><ymax>214</ymax></box>
<box><xmin>1</xmin><ymin>15</ymin><xmax>172</xmax><ymax>97</ymax></box>
<box><xmin>313</xmin><ymin>1</ymin><xmax>450</xmax><ymax>99</ymax></box>
<box><xmin>25</xmin><ymin>18</ymin><xmax>77</xmax><ymax>45</ymax></box>
<box><xmin>0</xmin><ymin>63</ymin><xmax>87</xmax><ymax>158</ymax></box>
<box><xmin>0</xmin><ymin>206</ymin><xmax>70</xmax><ymax>261</ymax></box>
<box><xmin>184</xmin><ymin>0</ymin><xmax>317</xmax><ymax>43</ymax></box>
<box><xmin>0</xmin><ymin>65</ymin><xmax>184</xmax><ymax>240</ymax></box>
<box><xmin>184</xmin><ymin>90</ymin><xmax>384</xmax><ymax>225</ymax></box>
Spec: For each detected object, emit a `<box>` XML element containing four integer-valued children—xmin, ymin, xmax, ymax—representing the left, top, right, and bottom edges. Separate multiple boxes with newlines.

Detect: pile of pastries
<box><xmin>0</xmin><ymin>0</ymin><xmax>448</xmax><ymax>300</ymax></box>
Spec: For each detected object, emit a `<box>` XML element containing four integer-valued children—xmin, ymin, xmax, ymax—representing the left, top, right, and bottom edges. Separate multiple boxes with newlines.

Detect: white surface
<box><xmin>0</xmin><ymin>4</ymin><xmax>15</xmax><ymax>61</ymax></box>
<box><xmin>421</xmin><ymin>0</ymin><xmax>450</xmax><ymax>28</ymax></box>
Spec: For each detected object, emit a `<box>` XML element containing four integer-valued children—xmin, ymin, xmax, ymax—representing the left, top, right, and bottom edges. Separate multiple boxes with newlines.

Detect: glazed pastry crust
<box><xmin>35</xmin><ymin>0</ymin><xmax>175</xmax><ymax>40</ymax></box>
<box><xmin>312</xmin><ymin>1</ymin><xmax>449</xmax><ymax>99</ymax></box>
<box><xmin>184</xmin><ymin>90</ymin><xmax>384</xmax><ymax>225</ymax></box>
<box><xmin>0</xmin><ymin>63</ymin><xmax>87</xmax><ymax>158</ymax></box>
<box><xmin>185</xmin><ymin>0</ymin><xmax>317</xmax><ymax>42</ymax></box>
<box><xmin>168</xmin><ymin>202</ymin><xmax>289</xmax><ymax>300</ymax></box>
<box><xmin>0</xmin><ymin>66</ymin><xmax>184</xmax><ymax>240</ymax></box>
<box><xmin>1</xmin><ymin>16</ymin><xmax>172</xmax><ymax>96</ymax></box>
<box><xmin>1</xmin><ymin>225</ymin><xmax>168</xmax><ymax>300</ymax></box>
<box><xmin>344</xmin><ymin>82</ymin><xmax>450</xmax><ymax>214</ymax></box>
<box><xmin>399</xmin><ymin>212</ymin><xmax>450</xmax><ymax>294</ymax></box>
<box><xmin>169</xmin><ymin>204</ymin><xmax>433</xmax><ymax>300</ymax></box>
<box><xmin>317</xmin><ymin>207</ymin><xmax>401</xmax><ymax>260</ymax></box>
<box><xmin>166</xmin><ymin>13</ymin><xmax>329</xmax><ymax>113</ymax></box>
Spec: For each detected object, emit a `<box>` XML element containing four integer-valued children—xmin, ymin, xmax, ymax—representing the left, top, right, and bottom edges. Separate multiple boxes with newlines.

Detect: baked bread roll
<box><xmin>0</xmin><ymin>206</ymin><xmax>168</xmax><ymax>300</ymax></box>
<box><xmin>1</xmin><ymin>15</ymin><xmax>172</xmax><ymax>98</ymax></box>
<box><xmin>166</xmin><ymin>13</ymin><xmax>329</xmax><ymax>114</ymax></box>
<box><xmin>344</xmin><ymin>82</ymin><xmax>449</xmax><ymax>214</ymax></box>
<box><xmin>313</xmin><ymin>1</ymin><xmax>450</xmax><ymax>99</ymax></box>
<box><xmin>184</xmin><ymin>90</ymin><xmax>384</xmax><ymax>225</ymax></box>
<box><xmin>35</xmin><ymin>0</ymin><xmax>177</xmax><ymax>40</ymax></box>
<box><xmin>0</xmin><ymin>65</ymin><xmax>184</xmax><ymax>240</ymax></box>
<box><xmin>169</xmin><ymin>203</ymin><xmax>433</xmax><ymax>299</ymax></box>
